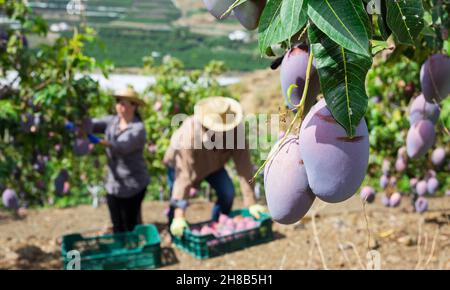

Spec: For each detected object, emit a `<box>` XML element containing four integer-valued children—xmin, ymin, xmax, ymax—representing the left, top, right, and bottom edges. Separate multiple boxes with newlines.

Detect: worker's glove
<box><xmin>64</xmin><ymin>121</ymin><xmax>75</xmax><ymax>131</ymax></box>
<box><xmin>170</xmin><ymin>217</ymin><xmax>188</xmax><ymax>237</ymax></box>
<box><xmin>87</xmin><ymin>133</ymin><xmax>101</xmax><ymax>144</ymax></box>
<box><xmin>248</xmin><ymin>204</ymin><xmax>267</xmax><ymax>220</ymax></box>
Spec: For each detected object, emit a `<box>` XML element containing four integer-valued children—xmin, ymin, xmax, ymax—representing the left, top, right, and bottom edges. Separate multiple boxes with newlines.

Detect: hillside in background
<box><xmin>28</xmin><ymin>0</ymin><xmax>270</xmax><ymax>71</ymax></box>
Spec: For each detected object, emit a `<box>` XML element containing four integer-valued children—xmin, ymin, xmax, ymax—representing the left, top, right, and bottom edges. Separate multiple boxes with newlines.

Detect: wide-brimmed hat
<box><xmin>113</xmin><ymin>87</ymin><xmax>146</xmax><ymax>106</ymax></box>
<box><xmin>194</xmin><ymin>97</ymin><xmax>244</xmax><ymax>132</ymax></box>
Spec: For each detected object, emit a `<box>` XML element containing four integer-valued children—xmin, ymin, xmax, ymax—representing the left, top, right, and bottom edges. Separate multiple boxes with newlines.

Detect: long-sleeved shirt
<box><xmin>163</xmin><ymin>116</ymin><xmax>256</xmax><ymax>206</ymax></box>
<box><xmin>92</xmin><ymin>115</ymin><xmax>150</xmax><ymax>198</ymax></box>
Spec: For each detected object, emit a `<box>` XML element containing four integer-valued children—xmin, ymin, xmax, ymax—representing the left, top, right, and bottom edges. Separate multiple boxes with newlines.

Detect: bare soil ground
<box><xmin>1</xmin><ymin>195</ymin><xmax>449</xmax><ymax>270</ymax></box>
<box><xmin>231</xmin><ymin>69</ymin><xmax>282</xmax><ymax>115</ymax></box>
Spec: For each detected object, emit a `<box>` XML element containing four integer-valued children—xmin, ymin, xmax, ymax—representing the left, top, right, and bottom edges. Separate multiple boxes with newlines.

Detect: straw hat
<box><xmin>113</xmin><ymin>87</ymin><xmax>146</xmax><ymax>106</ymax></box>
<box><xmin>194</xmin><ymin>97</ymin><xmax>243</xmax><ymax>132</ymax></box>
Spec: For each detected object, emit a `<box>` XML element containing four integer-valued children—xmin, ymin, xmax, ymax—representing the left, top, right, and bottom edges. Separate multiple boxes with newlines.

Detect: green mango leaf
<box><xmin>280</xmin><ymin>0</ymin><xmax>308</xmax><ymax>44</ymax></box>
<box><xmin>386</xmin><ymin>0</ymin><xmax>424</xmax><ymax>46</ymax></box>
<box><xmin>258</xmin><ymin>0</ymin><xmax>307</xmax><ymax>55</ymax></box>
<box><xmin>309</xmin><ymin>25</ymin><xmax>373</xmax><ymax>137</ymax></box>
<box><xmin>0</xmin><ymin>100</ymin><xmax>18</xmax><ymax>120</ymax></box>
<box><xmin>307</xmin><ymin>0</ymin><xmax>371</xmax><ymax>57</ymax></box>
<box><xmin>356</xmin><ymin>0</ymin><xmax>373</xmax><ymax>39</ymax></box>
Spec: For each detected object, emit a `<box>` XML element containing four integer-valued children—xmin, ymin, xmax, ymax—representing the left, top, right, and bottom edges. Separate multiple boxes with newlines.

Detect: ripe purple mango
<box><xmin>420</xmin><ymin>54</ymin><xmax>450</xmax><ymax>102</ymax></box>
<box><xmin>232</xmin><ymin>215</ymin><xmax>244</xmax><ymax>223</ymax></box>
<box><xmin>427</xmin><ymin>177</ymin><xmax>439</xmax><ymax>194</ymax></box>
<box><xmin>431</xmin><ymin>147</ymin><xmax>446</xmax><ymax>166</ymax></box>
<box><xmin>280</xmin><ymin>45</ymin><xmax>320</xmax><ymax>112</ymax></box>
<box><xmin>406</xmin><ymin>120</ymin><xmax>436</xmax><ymax>158</ymax></box>
<box><xmin>410</xmin><ymin>178</ymin><xmax>418</xmax><ymax>189</ymax></box>
<box><xmin>224</xmin><ymin>218</ymin><xmax>235</xmax><ymax>230</ymax></box>
<box><xmin>235</xmin><ymin>221</ymin><xmax>246</xmax><ymax>232</ymax></box>
<box><xmin>202</xmin><ymin>0</ymin><xmax>235</xmax><ymax>19</ymax></box>
<box><xmin>2</xmin><ymin>188</ymin><xmax>18</xmax><ymax>209</ymax></box>
<box><xmin>397</xmin><ymin>146</ymin><xmax>407</xmax><ymax>159</ymax></box>
<box><xmin>243</xmin><ymin>217</ymin><xmax>254</xmax><ymax>224</ymax></box>
<box><xmin>73</xmin><ymin>138</ymin><xmax>90</xmax><ymax>156</ymax></box>
<box><xmin>54</xmin><ymin>144</ymin><xmax>62</xmax><ymax>152</ymax></box>
<box><xmin>219</xmin><ymin>229</ymin><xmax>233</xmax><ymax>237</ymax></box>
<box><xmin>415</xmin><ymin>197</ymin><xmax>428</xmax><ymax>213</ymax></box>
<box><xmin>35</xmin><ymin>180</ymin><xmax>45</xmax><ymax>190</ymax></box>
<box><xmin>404</xmin><ymin>82</ymin><xmax>416</xmax><ymax>100</ymax></box>
<box><xmin>381</xmin><ymin>159</ymin><xmax>390</xmax><ymax>175</ymax></box>
<box><xmin>264</xmin><ymin>135</ymin><xmax>315</xmax><ymax>224</ymax></box>
<box><xmin>389</xmin><ymin>192</ymin><xmax>402</xmax><ymax>207</ymax></box>
<box><xmin>395</xmin><ymin>158</ymin><xmax>407</xmax><ymax>173</ymax></box>
<box><xmin>380</xmin><ymin>175</ymin><xmax>389</xmax><ymax>189</ymax></box>
<box><xmin>390</xmin><ymin>176</ymin><xmax>397</xmax><ymax>187</ymax></box>
<box><xmin>233</xmin><ymin>0</ymin><xmax>266</xmax><ymax>30</ymax></box>
<box><xmin>218</xmin><ymin>213</ymin><xmax>229</xmax><ymax>224</ymax></box>
<box><xmin>381</xmin><ymin>195</ymin><xmax>390</xmax><ymax>207</ymax></box>
<box><xmin>200</xmin><ymin>225</ymin><xmax>213</xmax><ymax>236</ymax></box>
<box><xmin>427</xmin><ymin>170</ymin><xmax>437</xmax><ymax>179</ymax></box>
<box><xmin>299</xmin><ymin>99</ymin><xmax>370</xmax><ymax>203</ymax></box>
<box><xmin>370</xmin><ymin>96</ymin><xmax>381</xmax><ymax>104</ymax></box>
<box><xmin>360</xmin><ymin>186</ymin><xmax>375</xmax><ymax>203</ymax></box>
<box><xmin>409</xmin><ymin>94</ymin><xmax>440</xmax><ymax>125</ymax></box>
<box><xmin>416</xmin><ymin>180</ymin><xmax>427</xmax><ymax>196</ymax></box>
<box><xmin>33</xmin><ymin>162</ymin><xmax>45</xmax><ymax>174</ymax></box>
<box><xmin>245</xmin><ymin>220</ymin><xmax>258</xmax><ymax>229</ymax></box>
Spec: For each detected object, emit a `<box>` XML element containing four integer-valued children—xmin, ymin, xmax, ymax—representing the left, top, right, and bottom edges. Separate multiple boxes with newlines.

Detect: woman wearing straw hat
<box><xmin>86</xmin><ymin>87</ymin><xmax>150</xmax><ymax>233</ymax></box>
<box><xmin>163</xmin><ymin>96</ymin><xmax>267</xmax><ymax>237</ymax></box>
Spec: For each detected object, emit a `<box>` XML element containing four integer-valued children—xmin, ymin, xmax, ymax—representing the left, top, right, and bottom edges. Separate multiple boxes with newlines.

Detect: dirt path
<box><xmin>1</xmin><ymin>195</ymin><xmax>449</xmax><ymax>269</ymax></box>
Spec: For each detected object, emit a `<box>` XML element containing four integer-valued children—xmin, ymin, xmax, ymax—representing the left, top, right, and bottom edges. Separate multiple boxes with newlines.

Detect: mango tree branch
<box><xmin>251</xmin><ymin>46</ymin><xmax>315</xmax><ymax>182</ymax></box>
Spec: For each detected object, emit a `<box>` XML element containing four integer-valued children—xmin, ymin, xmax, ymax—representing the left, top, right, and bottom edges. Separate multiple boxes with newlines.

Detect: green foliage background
<box><xmin>1</xmin><ymin>0</ymin><xmax>449</xmax><ymax>212</ymax></box>
<box><xmin>363</xmin><ymin>58</ymin><xmax>450</xmax><ymax>197</ymax></box>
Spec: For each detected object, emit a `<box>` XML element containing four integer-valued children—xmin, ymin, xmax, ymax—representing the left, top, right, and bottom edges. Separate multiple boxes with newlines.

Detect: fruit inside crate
<box><xmin>61</xmin><ymin>224</ymin><xmax>162</xmax><ymax>270</ymax></box>
<box><xmin>191</xmin><ymin>213</ymin><xmax>261</xmax><ymax>238</ymax></box>
<box><xmin>172</xmin><ymin>208</ymin><xmax>273</xmax><ymax>259</ymax></box>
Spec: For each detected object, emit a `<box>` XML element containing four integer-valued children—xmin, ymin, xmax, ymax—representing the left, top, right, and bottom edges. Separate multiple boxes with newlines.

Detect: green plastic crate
<box><xmin>172</xmin><ymin>208</ymin><xmax>273</xmax><ymax>259</ymax></box>
<box><xmin>61</xmin><ymin>224</ymin><xmax>162</xmax><ymax>270</ymax></box>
